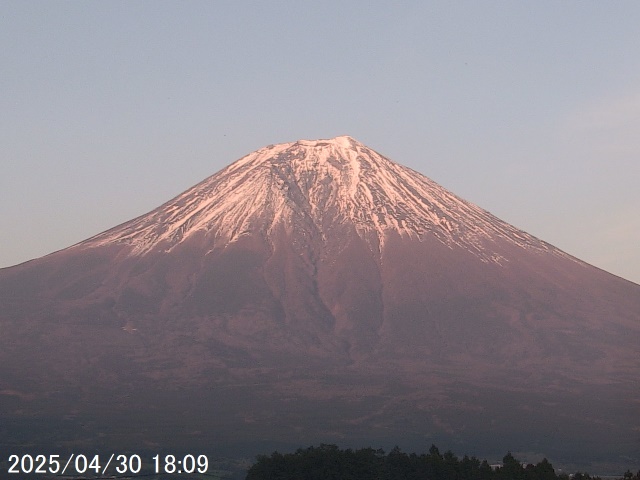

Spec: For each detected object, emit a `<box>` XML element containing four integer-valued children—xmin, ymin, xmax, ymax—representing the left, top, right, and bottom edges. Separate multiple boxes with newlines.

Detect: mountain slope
<box><xmin>0</xmin><ymin>136</ymin><xmax>638</xmax><ymax>470</ymax></box>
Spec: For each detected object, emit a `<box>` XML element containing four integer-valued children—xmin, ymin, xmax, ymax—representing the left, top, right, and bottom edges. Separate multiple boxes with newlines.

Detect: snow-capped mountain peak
<box><xmin>83</xmin><ymin>136</ymin><xmax>564</xmax><ymax>261</ymax></box>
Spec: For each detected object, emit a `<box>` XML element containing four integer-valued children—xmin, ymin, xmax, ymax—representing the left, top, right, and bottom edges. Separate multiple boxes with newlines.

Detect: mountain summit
<box><xmin>1</xmin><ymin>136</ymin><xmax>638</xmax><ymax>470</ymax></box>
<box><xmin>85</xmin><ymin>135</ymin><xmax>558</xmax><ymax>261</ymax></box>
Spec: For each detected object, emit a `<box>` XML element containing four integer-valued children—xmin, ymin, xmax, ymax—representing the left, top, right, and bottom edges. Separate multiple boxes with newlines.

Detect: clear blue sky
<box><xmin>1</xmin><ymin>1</ymin><xmax>639</xmax><ymax>284</ymax></box>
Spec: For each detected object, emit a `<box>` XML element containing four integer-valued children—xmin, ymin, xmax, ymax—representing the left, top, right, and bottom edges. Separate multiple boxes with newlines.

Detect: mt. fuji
<box><xmin>1</xmin><ymin>136</ymin><xmax>638</xmax><ymax>470</ymax></box>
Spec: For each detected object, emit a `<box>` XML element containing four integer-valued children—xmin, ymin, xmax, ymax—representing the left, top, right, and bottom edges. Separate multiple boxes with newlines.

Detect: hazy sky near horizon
<box><xmin>1</xmin><ymin>2</ymin><xmax>639</xmax><ymax>284</ymax></box>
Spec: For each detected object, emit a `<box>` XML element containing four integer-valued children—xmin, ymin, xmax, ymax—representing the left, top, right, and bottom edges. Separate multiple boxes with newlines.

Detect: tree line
<box><xmin>245</xmin><ymin>443</ymin><xmax>640</xmax><ymax>480</ymax></box>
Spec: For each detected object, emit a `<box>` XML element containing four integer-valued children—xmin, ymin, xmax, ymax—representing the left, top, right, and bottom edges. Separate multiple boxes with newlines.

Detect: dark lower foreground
<box><xmin>1</xmin><ymin>376</ymin><xmax>638</xmax><ymax>476</ymax></box>
<box><xmin>3</xmin><ymin>448</ymin><xmax>637</xmax><ymax>480</ymax></box>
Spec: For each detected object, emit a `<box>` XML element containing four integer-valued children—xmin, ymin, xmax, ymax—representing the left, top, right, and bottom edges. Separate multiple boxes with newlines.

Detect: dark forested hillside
<box><xmin>245</xmin><ymin>444</ymin><xmax>640</xmax><ymax>480</ymax></box>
